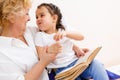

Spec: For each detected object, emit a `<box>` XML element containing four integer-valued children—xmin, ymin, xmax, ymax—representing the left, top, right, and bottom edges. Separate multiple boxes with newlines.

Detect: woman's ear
<box><xmin>7</xmin><ymin>13</ymin><xmax>16</xmax><ymax>23</ymax></box>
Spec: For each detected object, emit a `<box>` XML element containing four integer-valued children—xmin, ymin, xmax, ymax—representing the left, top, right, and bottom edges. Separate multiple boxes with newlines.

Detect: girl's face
<box><xmin>36</xmin><ymin>6</ymin><xmax>57</xmax><ymax>33</ymax></box>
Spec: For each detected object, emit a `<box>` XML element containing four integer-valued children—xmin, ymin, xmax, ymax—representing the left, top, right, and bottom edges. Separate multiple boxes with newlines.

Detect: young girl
<box><xmin>35</xmin><ymin>3</ymin><xmax>109</xmax><ymax>80</ymax></box>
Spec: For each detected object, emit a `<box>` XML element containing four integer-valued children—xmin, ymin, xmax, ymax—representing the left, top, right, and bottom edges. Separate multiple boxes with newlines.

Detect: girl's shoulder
<box><xmin>26</xmin><ymin>26</ymin><xmax>39</xmax><ymax>37</ymax></box>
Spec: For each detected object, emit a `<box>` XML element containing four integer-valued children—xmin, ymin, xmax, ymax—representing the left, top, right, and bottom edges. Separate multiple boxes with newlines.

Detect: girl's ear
<box><xmin>52</xmin><ymin>14</ymin><xmax>58</xmax><ymax>23</ymax></box>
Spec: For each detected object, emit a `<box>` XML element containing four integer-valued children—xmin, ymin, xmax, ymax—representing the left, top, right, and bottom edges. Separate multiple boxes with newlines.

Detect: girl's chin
<box><xmin>40</xmin><ymin>29</ymin><xmax>45</xmax><ymax>31</ymax></box>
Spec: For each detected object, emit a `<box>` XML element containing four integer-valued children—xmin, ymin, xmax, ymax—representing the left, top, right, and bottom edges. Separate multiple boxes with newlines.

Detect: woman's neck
<box><xmin>1</xmin><ymin>27</ymin><xmax>21</xmax><ymax>38</ymax></box>
<box><xmin>1</xmin><ymin>31</ymin><xmax>19</xmax><ymax>38</ymax></box>
<box><xmin>1</xmin><ymin>30</ymin><xmax>28</xmax><ymax>45</ymax></box>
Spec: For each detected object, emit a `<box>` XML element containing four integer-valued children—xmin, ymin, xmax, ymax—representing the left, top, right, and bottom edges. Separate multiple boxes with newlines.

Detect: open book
<box><xmin>55</xmin><ymin>47</ymin><xmax>102</xmax><ymax>80</ymax></box>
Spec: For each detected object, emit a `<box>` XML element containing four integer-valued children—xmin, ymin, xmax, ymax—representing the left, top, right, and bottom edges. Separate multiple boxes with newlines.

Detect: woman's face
<box><xmin>36</xmin><ymin>6</ymin><xmax>55</xmax><ymax>32</ymax></box>
<box><xmin>13</xmin><ymin>9</ymin><xmax>30</xmax><ymax>36</ymax></box>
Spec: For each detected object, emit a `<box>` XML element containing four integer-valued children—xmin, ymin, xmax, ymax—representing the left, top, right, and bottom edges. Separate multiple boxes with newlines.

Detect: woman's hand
<box><xmin>73</xmin><ymin>45</ymin><xmax>89</xmax><ymax>58</ymax></box>
<box><xmin>39</xmin><ymin>47</ymin><xmax>57</xmax><ymax>66</ymax></box>
<box><xmin>47</xmin><ymin>42</ymin><xmax>62</xmax><ymax>54</ymax></box>
<box><xmin>36</xmin><ymin>42</ymin><xmax>62</xmax><ymax>60</ymax></box>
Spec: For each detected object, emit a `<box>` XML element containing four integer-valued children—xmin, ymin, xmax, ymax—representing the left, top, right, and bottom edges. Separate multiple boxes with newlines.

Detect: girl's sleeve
<box><xmin>34</xmin><ymin>32</ymin><xmax>44</xmax><ymax>47</ymax></box>
<box><xmin>27</xmin><ymin>26</ymin><xmax>39</xmax><ymax>39</ymax></box>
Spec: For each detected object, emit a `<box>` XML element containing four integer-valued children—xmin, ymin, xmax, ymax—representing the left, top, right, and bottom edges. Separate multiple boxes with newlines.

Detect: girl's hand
<box><xmin>54</xmin><ymin>29</ymin><xmax>66</xmax><ymax>41</ymax></box>
<box><xmin>73</xmin><ymin>45</ymin><xmax>89</xmax><ymax>58</ymax></box>
<box><xmin>82</xmin><ymin>48</ymin><xmax>89</xmax><ymax>53</ymax></box>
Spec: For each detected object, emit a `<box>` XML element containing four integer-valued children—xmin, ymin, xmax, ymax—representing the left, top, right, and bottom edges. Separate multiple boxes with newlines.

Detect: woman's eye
<box><xmin>25</xmin><ymin>12</ymin><xmax>29</xmax><ymax>15</ymax></box>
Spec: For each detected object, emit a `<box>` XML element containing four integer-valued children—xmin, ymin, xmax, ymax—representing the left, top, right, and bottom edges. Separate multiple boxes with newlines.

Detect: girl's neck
<box><xmin>44</xmin><ymin>28</ymin><xmax>57</xmax><ymax>34</ymax></box>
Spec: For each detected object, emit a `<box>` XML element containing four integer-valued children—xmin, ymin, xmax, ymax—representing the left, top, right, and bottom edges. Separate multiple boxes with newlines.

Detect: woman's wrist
<box><xmin>38</xmin><ymin>60</ymin><xmax>47</xmax><ymax>68</ymax></box>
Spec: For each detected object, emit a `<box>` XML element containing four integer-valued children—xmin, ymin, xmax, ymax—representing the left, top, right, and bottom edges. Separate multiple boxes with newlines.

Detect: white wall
<box><xmin>28</xmin><ymin>0</ymin><xmax>120</xmax><ymax>67</ymax></box>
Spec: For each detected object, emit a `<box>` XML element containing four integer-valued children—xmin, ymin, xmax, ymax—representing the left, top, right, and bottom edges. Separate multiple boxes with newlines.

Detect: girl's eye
<box><xmin>36</xmin><ymin>16</ymin><xmax>38</xmax><ymax>19</ymax></box>
<box><xmin>36</xmin><ymin>14</ymin><xmax>45</xmax><ymax>19</ymax></box>
<box><xmin>40</xmin><ymin>14</ymin><xmax>44</xmax><ymax>17</ymax></box>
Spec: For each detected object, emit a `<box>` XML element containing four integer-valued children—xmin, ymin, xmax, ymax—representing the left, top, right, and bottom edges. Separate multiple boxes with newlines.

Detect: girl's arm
<box><xmin>54</xmin><ymin>30</ymin><xmax>84</xmax><ymax>41</ymax></box>
<box><xmin>66</xmin><ymin>31</ymin><xmax>84</xmax><ymax>40</ymax></box>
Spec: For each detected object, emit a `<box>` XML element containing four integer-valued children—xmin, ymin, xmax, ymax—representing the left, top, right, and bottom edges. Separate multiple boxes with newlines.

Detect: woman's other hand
<box><xmin>47</xmin><ymin>42</ymin><xmax>62</xmax><ymax>54</ymax></box>
<box><xmin>39</xmin><ymin>47</ymin><xmax>57</xmax><ymax>66</ymax></box>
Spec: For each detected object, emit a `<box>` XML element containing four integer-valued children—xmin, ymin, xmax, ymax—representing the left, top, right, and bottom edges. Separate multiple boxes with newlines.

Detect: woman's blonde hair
<box><xmin>0</xmin><ymin>0</ymin><xmax>31</xmax><ymax>34</ymax></box>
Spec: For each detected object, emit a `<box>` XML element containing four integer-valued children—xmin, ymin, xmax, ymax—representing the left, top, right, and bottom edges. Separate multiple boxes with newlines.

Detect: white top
<box><xmin>0</xmin><ymin>27</ymin><xmax>49</xmax><ymax>80</ymax></box>
<box><xmin>35</xmin><ymin>32</ymin><xmax>78</xmax><ymax>68</ymax></box>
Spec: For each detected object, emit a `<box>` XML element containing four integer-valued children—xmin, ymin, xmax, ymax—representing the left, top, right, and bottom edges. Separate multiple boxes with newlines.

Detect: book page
<box><xmin>57</xmin><ymin>50</ymin><xmax>93</xmax><ymax>74</ymax></box>
<box><xmin>75</xmin><ymin>50</ymin><xmax>93</xmax><ymax>65</ymax></box>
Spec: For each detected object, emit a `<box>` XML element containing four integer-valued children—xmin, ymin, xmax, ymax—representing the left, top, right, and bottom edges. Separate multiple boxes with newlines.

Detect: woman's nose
<box><xmin>27</xmin><ymin>16</ymin><xmax>30</xmax><ymax>21</ymax></box>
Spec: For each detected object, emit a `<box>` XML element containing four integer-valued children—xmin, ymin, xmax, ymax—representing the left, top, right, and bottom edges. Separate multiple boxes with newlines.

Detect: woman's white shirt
<box><xmin>0</xmin><ymin>27</ymin><xmax>49</xmax><ymax>80</ymax></box>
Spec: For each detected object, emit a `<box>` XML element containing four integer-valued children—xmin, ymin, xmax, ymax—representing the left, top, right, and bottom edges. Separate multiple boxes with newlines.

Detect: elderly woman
<box><xmin>0</xmin><ymin>0</ymin><xmax>62</xmax><ymax>80</ymax></box>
